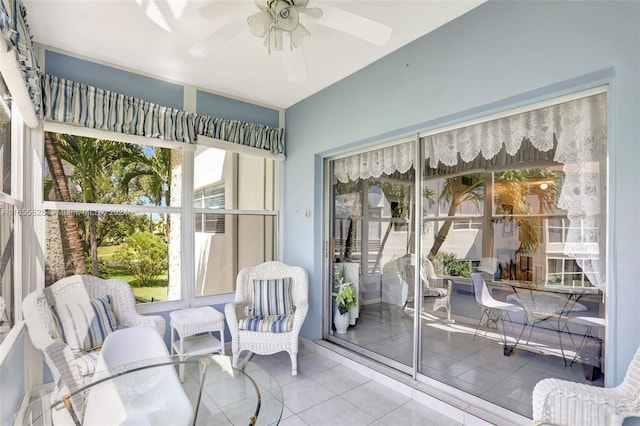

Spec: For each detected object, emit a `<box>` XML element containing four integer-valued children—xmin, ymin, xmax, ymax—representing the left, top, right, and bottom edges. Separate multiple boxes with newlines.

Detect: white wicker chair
<box><xmin>533</xmin><ymin>344</ymin><xmax>640</xmax><ymax>426</ymax></box>
<box><xmin>22</xmin><ymin>275</ymin><xmax>166</xmax><ymax>392</ymax></box>
<box><xmin>225</xmin><ymin>261</ymin><xmax>309</xmax><ymax>375</ymax></box>
<box><xmin>398</xmin><ymin>257</ymin><xmax>453</xmax><ymax>322</ymax></box>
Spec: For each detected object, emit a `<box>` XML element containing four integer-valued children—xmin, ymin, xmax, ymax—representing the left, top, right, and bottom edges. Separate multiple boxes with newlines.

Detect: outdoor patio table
<box><xmin>9</xmin><ymin>354</ymin><xmax>283</xmax><ymax>426</ymax></box>
<box><xmin>498</xmin><ymin>280</ymin><xmax>600</xmax><ymax>362</ymax></box>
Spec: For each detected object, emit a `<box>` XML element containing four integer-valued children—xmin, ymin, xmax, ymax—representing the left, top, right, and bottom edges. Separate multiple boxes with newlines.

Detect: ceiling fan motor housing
<box><xmin>270</xmin><ymin>0</ymin><xmax>299</xmax><ymax>32</ymax></box>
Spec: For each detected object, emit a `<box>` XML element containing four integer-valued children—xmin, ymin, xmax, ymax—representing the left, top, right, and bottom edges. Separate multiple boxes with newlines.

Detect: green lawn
<box><xmin>97</xmin><ymin>246</ymin><xmax>169</xmax><ymax>303</ymax></box>
<box><xmin>97</xmin><ymin>245</ymin><xmax>120</xmax><ymax>257</ymax></box>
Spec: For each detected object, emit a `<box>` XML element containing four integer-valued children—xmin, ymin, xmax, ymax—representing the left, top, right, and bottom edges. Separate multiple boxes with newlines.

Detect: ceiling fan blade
<box><xmin>314</xmin><ymin>5</ymin><xmax>392</xmax><ymax>46</ymax></box>
<box><xmin>188</xmin><ymin>17</ymin><xmax>246</xmax><ymax>58</ymax></box>
<box><xmin>282</xmin><ymin>47</ymin><xmax>308</xmax><ymax>82</ymax></box>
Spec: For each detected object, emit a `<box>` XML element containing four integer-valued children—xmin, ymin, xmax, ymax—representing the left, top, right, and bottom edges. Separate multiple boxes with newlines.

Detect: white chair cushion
<box><xmin>252</xmin><ymin>277</ymin><xmax>294</xmax><ymax>316</ymax></box>
<box><xmin>52</xmin><ymin>295</ymin><xmax>117</xmax><ymax>353</ymax></box>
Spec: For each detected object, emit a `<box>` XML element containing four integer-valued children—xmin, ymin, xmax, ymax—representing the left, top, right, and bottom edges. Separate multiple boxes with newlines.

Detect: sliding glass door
<box><xmin>327</xmin><ymin>140</ymin><xmax>416</xmax><ymax>369</ymax></box>
<box><xmin>324</xmin><ymin>90</ymin><xmax>608</xmax><ymax>418</ymax></box>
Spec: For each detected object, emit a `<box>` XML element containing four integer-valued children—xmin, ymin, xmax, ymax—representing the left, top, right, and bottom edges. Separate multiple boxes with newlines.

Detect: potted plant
<box><xmin>332</xmin><ymin>267</ymin><xmax>356</xmax><ymax>334</ymax></box>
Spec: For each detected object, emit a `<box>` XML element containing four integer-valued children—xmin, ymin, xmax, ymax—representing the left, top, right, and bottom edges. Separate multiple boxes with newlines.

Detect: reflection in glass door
<box><xmin>324</xmin><ymin>92</ymin><xmax>607</xmax><ymax>419</ymax></box>
<box><xmin>327</xmin><ymin>141</ymin><xmax>416</xmax><ymax>369</ymax></box>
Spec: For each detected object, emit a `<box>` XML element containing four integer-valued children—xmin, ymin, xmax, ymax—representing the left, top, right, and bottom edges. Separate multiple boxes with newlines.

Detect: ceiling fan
<box><xmin>188</xmin><ymin>0</ymin><xmax>392</xmax><ymax>81</ymax></box>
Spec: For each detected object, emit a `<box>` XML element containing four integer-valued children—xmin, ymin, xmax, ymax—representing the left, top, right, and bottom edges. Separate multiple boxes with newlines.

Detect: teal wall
<box><xmin>45</xmin><ymin>51</ymin><xmax>184</xmax><ymax>109</ymax></box>
<box><xmin>196</xmin><ymin>90</ymin><xmax>279</xmax><ymax>128</ymax></box>
<box><xmin>284</xmin><ymin>0</ymin><xmax>640</xmax><ymax>389</ymax></box>
<box><xmin>44</xmin><ymin>51</ymin><xmax>282</xmax><ymax>126</ymax></box>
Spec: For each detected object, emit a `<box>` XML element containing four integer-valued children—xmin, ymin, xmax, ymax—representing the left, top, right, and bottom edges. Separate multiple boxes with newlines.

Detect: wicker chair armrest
<box><xmin>224</xmin><ymin>302</ymin><xmax>245</xmax><ymax>332</ymax></box>
<box><xmin>533</xmin><ymin>378</ymin><xmax>617</xmax><ymax>425</ymax></box>
<box><xmin>121</xmin><ymin>313</ymin><xmax>166</xmax><ymax>337</ymax></box>
<box><xmin>429</xmin><ymin>277</ymin><xmax>453</xmax><ymax>290</ymax></box>
<box><xmin>291</xmin><ymin>304</ymin><xmax>309</xmax><ymax>332</ymax></box>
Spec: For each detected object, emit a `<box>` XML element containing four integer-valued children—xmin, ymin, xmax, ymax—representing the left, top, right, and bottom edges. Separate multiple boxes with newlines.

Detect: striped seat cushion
<box><xmin>424</xmin><ymin>287</ymin><xmax>448</xmax><ymax>297</ymax></box>
<box><xmin>52</xmin><ymin>295</ymin><xmax>117</xmax><ymax>353</ymax></box>
<box><xmin>238</xmin><ymin>315</ymin><xmax>294</xmax><ymax>333</ymax></box>
<box><xmin>75</xmin><ymin>350</ymin><xmax>100</xmax><ymax>376</ymax></box>
<box><xmin>252</xmin><ymin>278</ymin><xmax>294</xmax><ymax>316</ymax></box>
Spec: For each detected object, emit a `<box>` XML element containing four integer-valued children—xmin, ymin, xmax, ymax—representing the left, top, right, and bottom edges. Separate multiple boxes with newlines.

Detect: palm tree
<box><xmin>427</xmin><ymin>173</ymin><xmax>484</xmax><ymax>260</ymax></box>
<box><xmin>43</xmin><ymin>132</ymin><xmax>88</xmax><ymax>275</ymax></box>
<box><xmin>52</xmin><ymin>133</ymin><xmax>134</xmax><ymax>275</ymax></box>
<box><xmin>119</xmin><ymin>147</ymin><xmax>172</xmax><ymax>237</ymax></box>
<box><xmin>494</xmin><ymin>169</ymin><xmax>560</xmax><ymax>253</ymax></box>
<box><xmin>426</xmin><ymin>168</ymin><xmax>560</xmax><ymax>261</ymax></box>
<box><xmin>120</xmin><ymin>148</ymin><xmax>171</xmax><ymax>205</ymax></box>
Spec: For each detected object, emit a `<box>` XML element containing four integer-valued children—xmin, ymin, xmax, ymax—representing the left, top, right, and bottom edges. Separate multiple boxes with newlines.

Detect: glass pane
<box><xmin>45</xmin><ymin>210</ymin><xmax>179</xmax><ymax>303</ymax></box>
<box><xmin>418</xmin><ymin>163</ymin><xmax>605</xmax><ymax>418</ymax></box>
<box><xmin>194</xmin><ymin>146</ymin><xmax>275</xmax><ymax>211</ymax></box>
<box><xmin>43</xmin><ymin>132</ymin><xmax>180</xmax><ymax>207</ymax></box>
<box><xmin>493</xmin><ymin>167</ymin><xmax>564</xmax><ymax>216</ymax></box>
<box><xmin>0</xmin><ymin>201</ymin><xmax>14</xmax><ymax>336</ymax></box>
<box><xmin>423</xmin><ymin>218</ymin><xmax>484</xmax><ymax>272</ymax></box>
<box><xmin>423</xmin><ymin>173</ymin><xmax>485</xmax><ymax>219</ymax></box>
<box><xmin>0</xmin><ymin>75</ymin><xmax>11</xmax><ymax>195</ymax></box>
<box><xmin>330</xmin><ymin>162</ymin><xmax>415</xmax><ymax>368</ymax></box>
<box><xmin>195</xmin><ymin>214</ymin><xmax>276</xmax><ymax>297</ymax></box>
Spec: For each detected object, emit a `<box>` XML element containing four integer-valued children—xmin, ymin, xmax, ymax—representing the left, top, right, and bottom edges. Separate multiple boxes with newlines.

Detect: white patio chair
<box><xmin>83</xmin><ymin>326</ymin><xmax>192</xmax><ymax>426</ymax></box>
<box><xmin>225</xmin><ymin>261</ymin><xmax>308</xmax><ymax>375</ymax></box>
<box><xmin>533</xmin><ymin>344</ymin><xmax>640</xmax><ymax>426</ymax></box>
<box><xmin>22</xmin><ymin>275</ymin><xmax>166</xmax><ymax>399</ymax></box>
<box><xmin>471</xmin><ymin>273</ymin><xmax>524</xmax><ymax>353</ymax></box>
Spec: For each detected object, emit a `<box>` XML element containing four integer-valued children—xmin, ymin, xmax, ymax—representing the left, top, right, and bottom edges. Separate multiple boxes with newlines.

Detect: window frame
<box><xmin>191</xmin><ymin>142</ymin><xmax>279</xmax><ymax>300</ymax></box>
<box><xmin>0</xmin><ymin>83</ymin><xmax>24</xmax><ymax>346</ymax></box>
<box><xmin>37</xmin><ymin>122</ymin><xmax>282</xmax><ymax>314</ymax></box>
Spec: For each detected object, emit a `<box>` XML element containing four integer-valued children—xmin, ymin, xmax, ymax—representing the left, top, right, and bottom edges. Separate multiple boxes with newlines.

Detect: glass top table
<box><xmin>11</xmin><ymin>354</ymin><xmax>283</xmax><ymax>426</ymax></box>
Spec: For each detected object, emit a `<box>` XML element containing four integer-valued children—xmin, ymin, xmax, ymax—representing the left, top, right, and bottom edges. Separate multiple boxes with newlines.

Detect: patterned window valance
<box><xmin>196</xmin><ymin>115</ymin><xmax>284</xmax><ymax>156</ymax></box>
<box><xmin>0</xmin><ymin>0</ymin><xmax>42</xmax><ymax>127</ymax></box>
<box><xmin>43</xmin><ymin>75</ymin><xmax>198</xmax><ymax>144</ymax></box>
<box><xmin>43</xmin><ymin>74</ymin><xmax>286</xmax><ymax>156</ymax></box>
<box><xmin>421</xmin><ymin>93</ymin><xmax>607</xmax><ymax>291</ymax></box>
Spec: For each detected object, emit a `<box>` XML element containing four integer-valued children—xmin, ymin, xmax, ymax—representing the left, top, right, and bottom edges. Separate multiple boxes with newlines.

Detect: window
<box><xmin>43</xmin><ymin>131</ymin><xmax>182</xmax><ymax>304</ymax></box>
<box><xmin>0</xmin><ymin>75</ymin><xmax>16</xmax><ymax>336</ymax></box>
<box><xmin>194</xmin><ymin>182</ymin><xmax>225</xmax><ymax>234</ymax></box>
<box><xmin>193</xmin><ymin>146</ymin><xmax>277</xmax><ymax>297</ymax></box>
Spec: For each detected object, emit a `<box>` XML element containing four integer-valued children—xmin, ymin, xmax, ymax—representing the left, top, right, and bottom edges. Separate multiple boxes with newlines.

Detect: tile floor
<box><xmin>248</xmin><ymin>349</ymin><xmax>464</xmax><ymax>426</ymax></box>
<box><xmin>330</xmin><ymin>302</ymin><xmax>604</xmax><ymax>419</ymax></box>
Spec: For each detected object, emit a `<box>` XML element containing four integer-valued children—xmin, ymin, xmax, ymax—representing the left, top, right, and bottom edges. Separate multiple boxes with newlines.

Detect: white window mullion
<box><xmin>40</xmin><ymin>201</ymin><xmax>181</xmax><ymax>215</ymax></box>
<box><xmin>181</xmin><ymin>149</ymin><xmax>195</xmax><ymax>307</ymax></box>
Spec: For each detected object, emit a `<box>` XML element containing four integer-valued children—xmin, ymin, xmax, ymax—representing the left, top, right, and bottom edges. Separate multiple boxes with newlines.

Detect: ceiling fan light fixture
<box><xmin>274</xmin><ymin>3</ymin><xmax>299</xmax><ymax>32</ymax></box>
<box><xmin>248</xmin><ymin>0</ymin><xmax>322</xmax><ymax>54</ymax></box>
<box><xmin>247</xmin><ymin>10</ymin><xmax>272</xmax><ymax>38</ymax></box>
<box><xmin>266</xmin><ymin>26</ymin><xmax>284</xmax><ymax>51</ymax></box>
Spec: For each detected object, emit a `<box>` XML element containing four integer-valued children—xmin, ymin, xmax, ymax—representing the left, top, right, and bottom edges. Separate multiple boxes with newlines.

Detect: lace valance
<box><xmin>422</xmin><ymin>93</ymin><xmax>607</xmax><ymax>291</ymax></box>
<box><xmin>334</xmin><ymin>142</ymin><xmax>414</xmax><ymax>183</ymax></box>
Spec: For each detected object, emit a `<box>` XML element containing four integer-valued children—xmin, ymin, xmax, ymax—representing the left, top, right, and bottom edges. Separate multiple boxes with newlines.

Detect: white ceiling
<box><xmin>24</xmin><ymin>0</ymin><xmax>484</xmax><ymax>109</ymax></box>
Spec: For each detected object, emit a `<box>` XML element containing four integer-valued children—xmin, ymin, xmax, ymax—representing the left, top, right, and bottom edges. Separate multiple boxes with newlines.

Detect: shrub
<box><xmin>114</xmin><ymin>232</ymin><xmax>168</xmax><ymax>286</ymax></box>
<box><xmin>436</xmin><ymin>252</ymin><xmax>472</xmax><ymax>277</ymax></box>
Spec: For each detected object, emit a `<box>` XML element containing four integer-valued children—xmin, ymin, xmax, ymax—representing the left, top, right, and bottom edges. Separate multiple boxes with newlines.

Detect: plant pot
<box><xmin>333</xmin><ymin>308</ymin><xmax>349</xmax><ymax>334</ymax></box>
